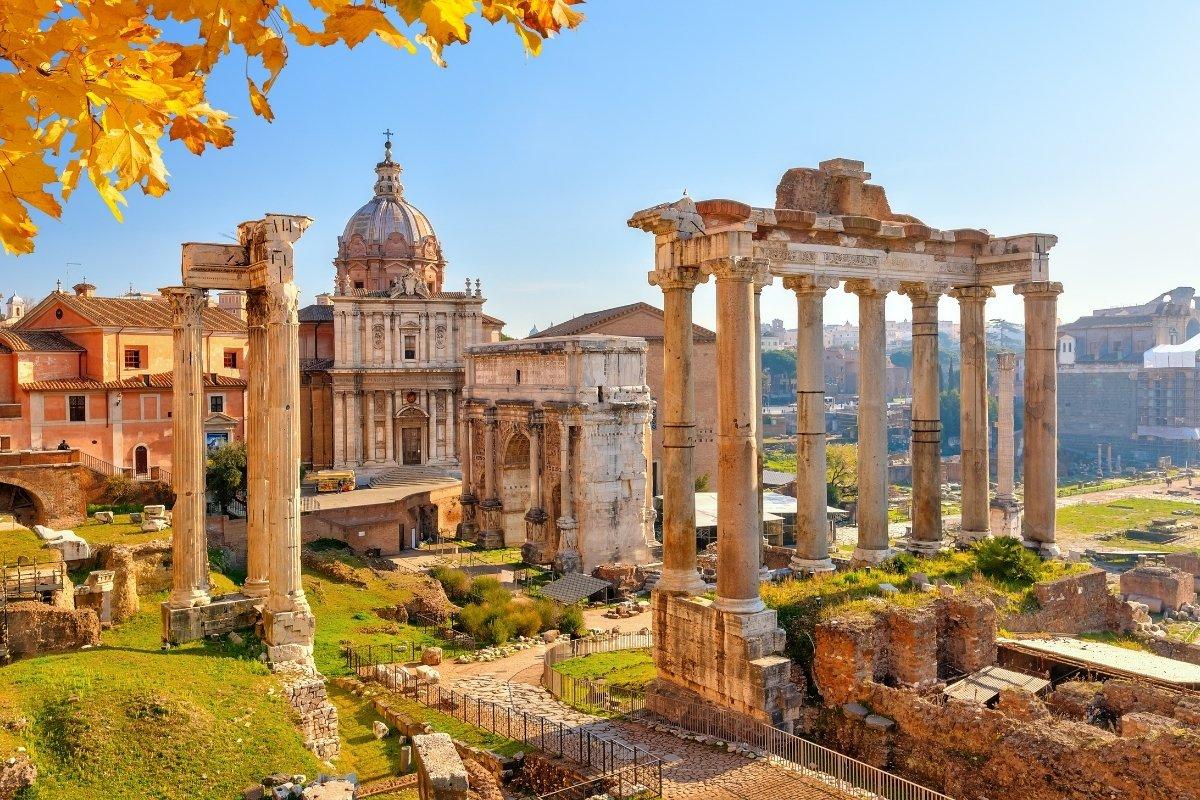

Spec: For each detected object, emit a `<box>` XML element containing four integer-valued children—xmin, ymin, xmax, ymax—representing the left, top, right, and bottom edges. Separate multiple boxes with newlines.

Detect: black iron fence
<box><xmin>542</xmin><ymin>632</ymin><xmax>652</xmax><ymax>716</ymax></box>
<box><xmin>355</xmin><ymin>661</ymin><xmax>664</xmax><ymax>797</ymax></box>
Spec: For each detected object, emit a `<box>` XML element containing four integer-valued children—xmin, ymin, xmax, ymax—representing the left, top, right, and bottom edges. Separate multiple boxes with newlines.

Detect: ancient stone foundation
<box><xmin>278</xmin><ymin>667</ymin><xmax>340</xmax><ymax>762</ymax></box>
<box><xmin>412</xmin><ymin>732</ymin><xmax>469</xmax><ymax>800</ymax></box>
<box><xmin>5</xmin><ymin>602</ymin><xmax>100</xmax><ymax>658</ymax></box>
<box><xmin>161</xmin><ymin>595</ymin><xmax>262</xmax><ymax>645</ymax></box>
<box><xmin>649</xmin><ymin>592</ymin><xmax>800</xmax><ymax>726</ymax></box>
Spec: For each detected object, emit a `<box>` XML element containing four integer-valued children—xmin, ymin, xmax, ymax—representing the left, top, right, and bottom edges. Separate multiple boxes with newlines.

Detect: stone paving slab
<box><xmin>449</xmin><ymin>675</ymin><xmax>857</xmax><ymax>800</ymax></box>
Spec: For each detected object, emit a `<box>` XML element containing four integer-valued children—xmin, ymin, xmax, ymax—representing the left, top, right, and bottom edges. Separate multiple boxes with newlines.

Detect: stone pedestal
<box><xmin>953</xmin><ymin>285</ymin><xmax>995</xmax><ymax>545</ymax></box>
<box><xmin>848</xmin><ymin>280</ymin><xmax>894</xmax><ymax>565</ymax></box>
<box><xmin>1016</xmin><ymin>281</ymin><xmax>1063</xmax><ymax>558</ymax></box>
<box><xmin>521</xmin><ymin>508</ymin><xmax>551</xmax><ymax>565</ymax></box>
<box><xmin>649</xmin><ymin>592</ymin><xmax>801</xmax><ymax>726</ymax></box>
<box><xmin>457</xmin><ymin>494</ymin><xmax>478</xmax><ymax>543</ymax></box>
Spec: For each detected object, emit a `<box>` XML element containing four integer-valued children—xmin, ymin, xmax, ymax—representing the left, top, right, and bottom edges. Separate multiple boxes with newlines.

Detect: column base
<box><xmin>1021</xmin><ymin>538</ymin><xmax>1061</xmax><ymax>559</ymax></box>
<box><xmin>713</xmin><ymin>595</ymin><xmax>766</xmax><ymax>614</ymax></box>
<box><xmin>989</xmin><ymin>501</ymin><xmax>1023</xmax><ymax>539</ymax></box>
<box><xmin>790</xmin><ymin>557</ymin><xmax>836</xmax><ymax>574</ymax></box>
<box><xmin>457</xmin><ymin>522</ymin><xmax>478</xmax><ymax>544</ymax></box>
<box><xmin>655</xmin><ymin>567</ymin><xmax>708</xmax><ymax>595</ymax></box>
<box><xmin>851</xmin><ymin>546</ymin><xmax>893</xmax><ymax>566</ymax></box>
<box><xmin>955</xmin><ymin>529</ymin><xmax>992</xmax><ymax>547</ymax></box>
<box><xmin>242</xmin><ymin>578</ymin><xmax>270</xmax><ymax>599</ymax></box>
<box><xmin>166</xmin><ymin>589</ymin><xmax>211</xmax><ymax>610</ymax></box>
<box><xmin>902</xmin><ymin>538</ymin><xmax>948</xmax><ymax>557</ymax></box>
<box><xmin>552</xmin><ymin>548</ymin><xmax>582</xmax><ymax>575</ymax></box>
<box><xmin>264</xmin><ymin>607</ymin><xmax>317</xmax><ymax>669</ymax></box>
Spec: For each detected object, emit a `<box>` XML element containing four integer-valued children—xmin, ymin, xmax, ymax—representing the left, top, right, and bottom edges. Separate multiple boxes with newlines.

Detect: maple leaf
<box><xmin>0</xmin><ymin>0</ymin><xmax>585</xmax><ymax>255</ymax></box>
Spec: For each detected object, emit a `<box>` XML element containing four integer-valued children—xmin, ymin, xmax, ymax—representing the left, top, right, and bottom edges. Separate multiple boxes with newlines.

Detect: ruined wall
<box><xmin>805</xmin><ymin>681</ymin><xmax>1200</xmax><ymax>800</ymax></box>
<box><xmin>278</xmin><ymin>668</ymin><xmax>339</xmax><ymax>762</ymax></box>
<box><xmin>1003</xmin><ymin>569</ymin><xmax>1136</xmax><ymax>634</ymax></box>
<box><xmin>5</xmin><ymin>602</ymin><xmax>100</xmax><ymax>657</ymax></box>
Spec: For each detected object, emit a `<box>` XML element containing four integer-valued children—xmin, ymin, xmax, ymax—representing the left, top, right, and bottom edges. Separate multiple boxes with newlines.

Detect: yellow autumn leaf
<box><xmin>90</xmin><ymin>172</ymin><xmax>128</xmax><ymax>221</ymax></box>
<box><xmin>246</xmin><ymin>76</ymin><xmax>274</xmax><ymax>121</ymax></box>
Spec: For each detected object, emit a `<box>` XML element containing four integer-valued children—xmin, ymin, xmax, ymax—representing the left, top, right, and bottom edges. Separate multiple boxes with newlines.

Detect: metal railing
<box><xmin>543</xmin><ymin>633</ymin><xmax>653</xmax><ymax>716</ymax></box>
<box><xmin>79</xmin><ymin>452</ymin><xmax>170</xmax><ymax>485</ymax></box>
<box><xmin>355</xmin><ymin>661</ymin><xmax>664</xmax><ymax>797</ymax></box>
<box><xmin>650</xmin><ymin>696</ymin><xmax>953</xmax><ymax>800</ymax></box>
<box><xmin>545</xmin><ymin>632</ymin><xmax>953</xmax><ymax>800</ymax></box>
<box><xmin>1</xmin><ymin>560</ymin><xmax>66</xmax><ymax>599</ymax></box>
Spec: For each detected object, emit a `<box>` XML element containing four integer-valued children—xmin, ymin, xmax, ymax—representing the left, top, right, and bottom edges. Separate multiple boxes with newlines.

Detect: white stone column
<box><xmin>458</xmin><ymin>404</ymin><xmax>478</xmax><ymax>541</ymax></box>
<box><xmin>366</xmin><ymin>390</ymin><xmax>377</xmax><ymax>462</ymax></box>
<box><xmin>952</xmin><ymin>285</ymin><xmax>995</xmax><ymax>543</ymax></box>
<box><xmin>164</xmin><ymin>286</ymin><xmax>211</xmax><ymax>609</ymax></box>
<box><xmin>847</xmin><ymin>279</ymin><xmax>894</xmax><ymax>564</ymax></box>
<box><xmin>648</xmin><ymin>266</ymin><xmax>708</xmax><ymax>595</ymax></box>
<box><xmin>479</xmin><ymin>406</ymin><xmax>503</xmax><ymax>547</ymax></box>
<box><xmin>704</xmin><ymin>257</ymin><xmax>768</xmax><ymax>614</ymax></box>
<box><xmin>902</xmin><ymin>282</ymin><xmax>946</xmax><ymax>554</ymax></box>
<box><xmin>447</xmin><ymin>390</ymin><xmax>457</xmax><ymax>461</ymax></box>
<box><xmin>996</xmin><ymin>352</ymin><xmax>1017</xmax><ymax>503</ymax></box>
<box><xmin>243</xmin><ymin>289</ymin><xmax>270</xmax><ymax>598</ymax></box>
<box><xmin>384</xmin><ymin>391</ymin><xmax>395</xmax><ymax>463</ymax></box>
<box><xmin>785</xmin><ymin>276</ymin><xmax>838</xmax><ymax>572</ymax></box>
<box><xmin>1016</xmin><ymin>281</ymin><xmax>1063</xmax><ymax>556</ymax></box>
<box><xmin>333</xmin><ymin>390</ymin><xmax>346</xmax><ymax>469</ymax></box>
<box><xmin>553</xmin><ymin>416</ymin><xmax>581</xmax><ymax>573</ymax></box>
<box><xmin>262</xmin><ymin>280</ymin><xmax>314</xmax><ymax>661</ymax></box>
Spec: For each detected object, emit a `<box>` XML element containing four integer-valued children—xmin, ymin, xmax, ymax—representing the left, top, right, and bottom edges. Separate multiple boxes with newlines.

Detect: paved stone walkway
<box><xmin>448</xmin><ymin>675</ymin><xmax>857</xmax><ymax>800</ymax></box>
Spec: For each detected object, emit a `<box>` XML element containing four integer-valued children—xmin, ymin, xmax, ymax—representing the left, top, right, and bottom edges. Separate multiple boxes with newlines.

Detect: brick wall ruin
<box><xmin>1003</xmin><ymin>569</ymin><xmax>1138</xmax><ymax>634</ymax></box>
<box><xmin>4</xmin><ymin>602</ymin><xmax>100</xmax><ymax>657</ymax></box>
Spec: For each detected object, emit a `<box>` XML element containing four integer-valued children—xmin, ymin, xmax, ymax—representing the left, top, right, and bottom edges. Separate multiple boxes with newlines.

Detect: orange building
<box><xmin>0</xmin><ymin>283</ymin><xmax>248</xmax><ymax>478</ymax></box>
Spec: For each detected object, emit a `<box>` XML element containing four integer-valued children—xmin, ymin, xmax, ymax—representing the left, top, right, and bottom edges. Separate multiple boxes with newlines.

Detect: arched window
<box><xmin>134</xmin><ymin>445</ymin><xmax>149</xmax><ymax>477</ymax></box>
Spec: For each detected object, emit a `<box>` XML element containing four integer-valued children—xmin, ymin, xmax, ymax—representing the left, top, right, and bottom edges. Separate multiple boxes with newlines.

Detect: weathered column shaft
<box><xmin>785</xmin><ymin>276</ymin><xmax>837</xmax><ymax>572</ymax></box>
<box><xmin>243</xmin><ymin>289</ymin><xmax>270</xmax><ymax>598</ymax></box>
<box><xmin>366</xmin><ymin>390</ymin><xmax>377</xmax><ymax>462</ymax></box>
<box><xmin>848</xmin><ymin>280</ymin><xmax>893</xmax><ymax>564</ymax></box>
<box><xmin>708</xmin><ymin>257</ymin><xmax>767</xmax><ymax>614</ymax></box>
<box><xmin>265</xmin><ymin>281</ymin><xmax>309</xmax><ymax>615</ymax></box>
<box><xmin>953</xmin><ymin>286</ymin><xmax>995</xmax><ymax>540</ymax></box>
<box><xmin>384</xmin><ymin>391</ymin><xmax>395</xmax><ymax>463</ymax></box>
<box><xmin>649</xmin><ymin>268</ymin><xmax>708</xmax><ymax>595</ymax></box>
<box><xmin>483</xmin><ymin>408</ymin><xmax>497</xmax><ymax>500</ymax></box>
<box><xmin>1017</xmin><ymin>281</ymin><xmax>1063</xmax><ymax>555</ymax></box>
<box><xmin>558</xmin><ymin>421</ymin><xmax>574</xmax><ymax>520</ymax></box>
<box><xmin>996</xmin><ymin>352</ymin><xmax>1017</xmax><ymax>503</ymax></box>
<box><xmin>529</xmin><ymin>413</ymin><xmax>543</xmax><ymax>509</ymax></box>
<box><xmin>904</xmin><ymin>283</ymin><xmax>944</xmax><ymax>552</ymax></box>
<box><xmin>165</xmin><ymin>287</ymin><xmax>211</xmax><ymax>608</ymax></box>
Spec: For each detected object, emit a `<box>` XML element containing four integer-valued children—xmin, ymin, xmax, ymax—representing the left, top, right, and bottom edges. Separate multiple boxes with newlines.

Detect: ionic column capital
<box><xmin>899</xmin><ymin>281</ymin><xmax>950</xmax><ymax>301</ymax></box>
<box><xmin>845</xmin><ymin>278</ymin><xmax>899</xmax><ymax>298</ymax></box>
<box><xmin>648</xmin><ymin>265</ymin><xmax>708</xmax><ymax>292</ymax></box>
<box><xmin>700</xmin><ymin>256</ymin><xmax>769</xmax><ymax>283</ymax></box>
<box><xmin>783</xmin><ymin>275</ymin><xmax>839</xmax><ymax>296</ymax></box>
<box><xmin>1013</xmin><ymin>280</ymin><xmax>1064</xmax><ymax>298</ymax></box>
<box><xmin>949</xmin><ymin>285</ymin><xmax>996</xmax><ymax>303</ymax></box>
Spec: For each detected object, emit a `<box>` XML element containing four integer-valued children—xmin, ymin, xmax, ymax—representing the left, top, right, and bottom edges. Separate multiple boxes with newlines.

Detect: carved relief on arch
<box><xmin>543</xmin><ymin>419</ymin><xmax>562</xmax><ymax>478</ymax></box>
<box><xmin>346</xmin><ymin>236</ymin><xmax>367</xmax><ymax>257</ymax></box>
<box><xmin>383</xmin><ymin>232</ymin><xmax>410</xmax><ymax>258</ymax></box>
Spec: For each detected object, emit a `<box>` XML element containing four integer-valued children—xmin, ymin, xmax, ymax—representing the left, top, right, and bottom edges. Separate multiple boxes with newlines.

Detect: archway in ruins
<box><xmin>0</xmin><ymin>482</ymin><xmax>43</xmax><ymax>529</ymax></box>
<box><xmin>500</xmin><ymin>432</ymin><xmax>530</xmax><ymax>547</ymax></box>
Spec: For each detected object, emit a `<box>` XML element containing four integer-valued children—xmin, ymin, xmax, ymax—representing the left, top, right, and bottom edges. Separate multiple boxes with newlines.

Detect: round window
<box><xmin>55</xmin><ymin>308</ymin><xmax>63</xmax><ymax>319</ymax></box>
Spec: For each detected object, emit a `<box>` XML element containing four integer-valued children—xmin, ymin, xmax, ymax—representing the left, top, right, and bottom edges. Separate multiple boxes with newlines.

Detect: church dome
<box><xmin>340</xmin><ymin>140</ymin><xmax>436</xmax><ymax>246</ymax></box>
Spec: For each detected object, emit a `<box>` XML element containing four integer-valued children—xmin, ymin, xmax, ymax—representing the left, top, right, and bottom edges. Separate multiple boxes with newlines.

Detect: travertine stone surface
<box><xmin>902</xmin><ymin>282</ymin><xmax>946</xmax><ymax>553</ymax></box>
<box><xmin>847</xmin><ymin>279</ymin><xmax>895</xmax><ymax>564</ymax></box>
<box><xmin>1016</xmin><ymin>281</ymin><xmax>1063</xmax><ymax>556</ymax></box>
<box><xmin>991</xmin><ymin>351</ymin><xmax>1023</xmax><ymax>537</ymax></box>
<box><xmin>413</xmin><ymin>732</ymin><xmax>470</xmax><ymax>800</ymax></box>
<box><xmin>648</xmin><ymin>266</ymin><xmax>709</xmax><ymax>594</ymax></box>
<box><xmin>244</xmin><ymin>288</ymin><xmax>270</xmax><ymax>599</ymax></box>
<box><xmin>952</xmin><ymin>285</ymin><xmax>995</xmax><ymax>543</ymax></box>
<box><xmin>162</xmin><ymin>286</ymin><xmax>211</xmax><ymax>609</ymax></box>
<box><xmin>785</xmin><ymin>275</ymin><xmax>838</xmax><ymax>572</ymax></box>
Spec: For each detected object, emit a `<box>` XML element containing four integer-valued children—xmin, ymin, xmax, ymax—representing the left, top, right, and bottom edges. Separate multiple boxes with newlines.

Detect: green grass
<box><xmin>1056</xmin><ymin>498</ymin><xmax>1198</xmax><ymax>538</ymax></box>
<box><xmin>554</xmin><ymin>649</ymin><xmax>656</xmax><ymax>691</ymax></box>
<box><xmin>326</xmin><ymin>684</ymin><xmax>406</xmax><ymax>784</ymax></box>
<box><xmin>1078</xmin><ymin>631</ymin><xmax>1151</xmax><ymax>651</ymax></box>
<box><xmin>374</xmin><ymin>690</ymin><xmax>524</xmax><ymax>757</ymax></box>
<box><xmin>0</xmin><ymin>575</ymin><xmax>321</xmax><ymax>800</ymax></box>
<box><xmin>0</xmin><ymin>515</ymin><xmax>173</xmax><ymax>566</ymax></box>
<box><xmin>0</xmin><ymin>524</ymin><xmax>55</xmax><ymax>565</ymax></box>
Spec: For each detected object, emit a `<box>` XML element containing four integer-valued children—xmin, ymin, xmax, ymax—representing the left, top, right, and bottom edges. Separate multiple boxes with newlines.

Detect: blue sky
<box><xmin>6</xmin><ymin>2</ymin><xmax>1200</xmax><ymax>335</ymax></box>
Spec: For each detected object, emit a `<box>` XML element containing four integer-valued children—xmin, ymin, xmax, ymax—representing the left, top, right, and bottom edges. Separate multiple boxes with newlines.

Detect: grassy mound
<box><xmin>554</xmin><ymin>649</ymin><xmax>656</xmax><ymax>691</ymax></box>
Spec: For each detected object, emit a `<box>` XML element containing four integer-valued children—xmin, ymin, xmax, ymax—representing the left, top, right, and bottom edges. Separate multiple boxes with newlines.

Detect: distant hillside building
<box><xmin>1058</xmin><ymin>287</ymin><xmax>1200</xmax><ymax>471</ymax></box>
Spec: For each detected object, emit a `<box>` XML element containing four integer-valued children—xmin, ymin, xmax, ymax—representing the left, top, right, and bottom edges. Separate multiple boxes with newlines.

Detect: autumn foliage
<box><xmin>0</xmin><ymin>0</ymin><xmax>584</xmax><ymax>255</ymax></box>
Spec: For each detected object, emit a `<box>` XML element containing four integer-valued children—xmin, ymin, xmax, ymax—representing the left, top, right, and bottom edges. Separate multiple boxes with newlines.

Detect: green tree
<box><xmin>826</xmin><ymin>443</ymin><xmax>858</xmax><ymax>505</ymax></box>
<box><xmin>206</xmin><ymin>441</ymin><xmax>247</xmax><ymax>515</ymax></box>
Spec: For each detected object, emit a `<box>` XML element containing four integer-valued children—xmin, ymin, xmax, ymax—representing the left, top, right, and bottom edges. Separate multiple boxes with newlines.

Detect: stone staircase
<box><xmin>369</xmin><ymin>465</ymin><xmax>459</xmax><ymax>489</ymax></box>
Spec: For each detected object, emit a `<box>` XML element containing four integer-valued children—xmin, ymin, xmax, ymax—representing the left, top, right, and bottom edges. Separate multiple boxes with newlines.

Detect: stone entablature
<box><xmin>459</xmin><ymin>336</ymin><xmax>655</xmax><ymax>571</ymax></box>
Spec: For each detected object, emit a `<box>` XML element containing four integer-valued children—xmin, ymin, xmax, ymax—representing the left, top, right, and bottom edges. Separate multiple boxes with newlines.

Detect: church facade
<box><xmin>300</xmin><ymin>140</ymin><xmax>503</xmax><ymax>474</ymax></box>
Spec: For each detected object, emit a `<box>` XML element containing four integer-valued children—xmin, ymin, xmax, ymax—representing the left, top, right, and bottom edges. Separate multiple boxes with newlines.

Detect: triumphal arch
<box><xmin>630</xmin><ymin>158</ymin><xmax>1061</xmax><ymax>725</ymax></box>
<box><xmin>161</xmin><ymin>213</ymin><xmax>316</xmax><ymax>668</ymax></box>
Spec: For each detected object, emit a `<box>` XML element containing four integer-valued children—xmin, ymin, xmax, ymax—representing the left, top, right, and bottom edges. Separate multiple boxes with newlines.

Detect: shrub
<box><xmin>470</xmin><ymin>575</ymin><xmax>503</xmax><ymax>596</ymax></box>
<box><xmin>973</xmin><ymin>537</ymin><xmax>1041</xmax><ymax>586</ymax></box>
<box><xmin>882</xmin><ymin>551</ymin><xmax>918</xmax><ymax>575</ymax></box>
<box><xmin>508</xmin><ymin>606</ymin><xmax>542</xmax><ymax>639</ymax></box>
<box><xmin>558</xmin><ymin>604</ymin><xmax>587</xmax><ymax>638</ymax></box>
<box><xmin>430</xmin><ymin>567</ymin><xmax>472</xmax><ymax>603</ymax></box>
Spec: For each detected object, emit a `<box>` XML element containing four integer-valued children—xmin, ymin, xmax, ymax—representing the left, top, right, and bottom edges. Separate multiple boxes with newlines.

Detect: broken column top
<box><xmin>412</xmin><ymin>732</ymin><xmax>469</xmax><ymax>792</ymax></box>
<box><xmin>817</xmin><ymin>158</ymin><xmax>871</xmax><ymax>181</ymax></box>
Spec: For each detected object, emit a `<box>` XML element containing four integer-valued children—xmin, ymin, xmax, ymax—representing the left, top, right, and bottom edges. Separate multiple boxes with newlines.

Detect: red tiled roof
<box><xmin>18</xmin><ymin>292</ymin><xmax>246</xmax><ymax>332</ymax></box>
<box><xmin>529</xmin><ymin>302</ymin><xmax>717</xmax><ymax>342</ymax></box>
<box><xmin>21</xmin><ymin>372</ymin><xmax>246</xmax><ymax>392</ymax></box>
<box><xmin>0</xmin><ymin>329</ymin><xmax>85</xmax><ymax>353</ymax></box>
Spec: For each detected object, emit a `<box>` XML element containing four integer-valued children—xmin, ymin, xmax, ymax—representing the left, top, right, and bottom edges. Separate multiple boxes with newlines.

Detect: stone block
<box><xmin>421</xmin><ymin>646</ymin><xmax>443</xmax><ymax>666</ymax></box>
<box><xmin>162</xmin><ymin>594</ymin><xmax>261</xmax><ymax>645</ymax></box>
<box><xmin>1121</xmin><ymin>565</ymin><xmax>1195</xmax><ymax>612</ymax></box>
<box><xmin>93</xmin><ymin>511</ymin><xmax>114</xmax><ymax>524</ymax></box>
<box><xmin>842</xmin><ymin>702</ymin><xmax>870</xmax><ymax>719</ymax></box>
<box><xmin>864</xmin><ymin>714</ymin><xmax>894</xmax><ymax>731</ymax></box>
<box><xmin>373</xmin><ymin>720</ymin><xmax>389</xmax><ymax>739</ymax></box>
<box><xmin>5</xmin><ymin>601</ymin><xmax>100</xmax><ymax>656</ymax></box>
<box><xmin>413</xmin><ymin>732</ymin><xmax>469</xmax><ymax>800</ymax></box>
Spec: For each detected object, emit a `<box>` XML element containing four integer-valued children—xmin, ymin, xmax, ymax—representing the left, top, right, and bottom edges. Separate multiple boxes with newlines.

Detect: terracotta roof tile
<box><xmin>21</xmin><ymin>372</ymin><xmax>246</xmax><ymax>392</ymax></box>
<box><xmin>0</xmin><ymin>330</ymin><xmax>85</xmax><ymax>353</ymax></box>
<box><xmin>299</xmin><ymin>304</ymin><xmax>334</xmax><ymax>323</ymax></box>
<box><xmin>529</xmin><ymin>302</ymin><xmax>716</xmax><ymax>342</ymax></box>
<box><xmin>20</xmin><ymin>292</ymin><xmax>246</xmax><ymax>332</ymax></box>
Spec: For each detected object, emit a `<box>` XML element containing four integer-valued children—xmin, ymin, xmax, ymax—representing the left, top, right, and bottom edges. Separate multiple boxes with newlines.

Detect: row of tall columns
<box><xmin>165</xmin><ymin>282</ymin><xmax>311</xmax><ymax>645</ymax></box>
